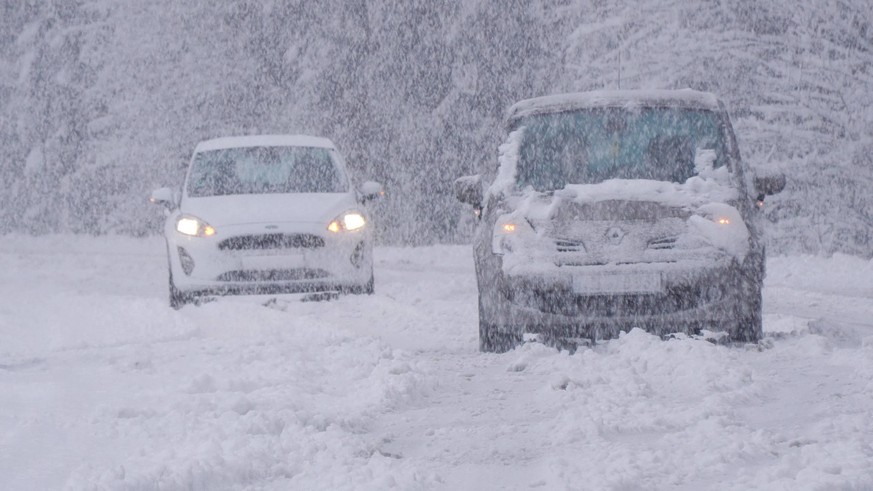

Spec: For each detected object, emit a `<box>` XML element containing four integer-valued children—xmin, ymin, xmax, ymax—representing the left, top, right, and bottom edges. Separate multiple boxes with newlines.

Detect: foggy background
<box><xmin>1</xmin><ymin>0</ymin><xmax>871</xmax><ymax>255</ymax></box>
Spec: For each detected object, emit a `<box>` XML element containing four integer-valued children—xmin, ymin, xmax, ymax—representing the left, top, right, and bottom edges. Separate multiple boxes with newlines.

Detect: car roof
<box><xmin>194</xmin><ymin>134</ymin><xmax>336</xmax><ymax>153</ymax></box>
<box><xmin>506</xmin><ymin>89</ymin><xmax>723</xmax><ymax>128</ymax></box>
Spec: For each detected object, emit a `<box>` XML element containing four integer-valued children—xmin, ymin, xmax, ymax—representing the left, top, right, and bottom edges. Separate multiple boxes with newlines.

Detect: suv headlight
<box><xmin>694</xmin><ymin>203</ymin><xmax>744</xmax><ymax>228</ymax></box>
<box><xmin>492</xmin><ymin>214</ymin><xmax>534</xmax><ymax>255</ymax></box>
<box><xmin>328</xmin><ymin>211</ymin><xmax>367</xmax><ymax>233</ymax></box>
<box><xmin>688</xmin><ymin>204</ymin><xmax>750</xmax><ymax>258</ymax></box>
<box><xmin>176</xmin><ymin>215</ymin><xmax>216</xmax><ymax>237</ymax></box>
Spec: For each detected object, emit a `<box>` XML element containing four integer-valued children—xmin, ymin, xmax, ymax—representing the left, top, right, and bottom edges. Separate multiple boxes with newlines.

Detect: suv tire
<box><xmin>478</xmin><ymin>290</ymin><xmax>522</xmax><ymax>353</ymax></box>
<box><xmin>730</xmin><ymin>271</ymin><xmax>763</xmax><ymax>343</ymax></box>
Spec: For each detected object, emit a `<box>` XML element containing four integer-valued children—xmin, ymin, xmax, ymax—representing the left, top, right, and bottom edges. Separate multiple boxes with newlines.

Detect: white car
<box><xmin>150</xmin><ymin>135</ymin><xmax>381</xmax><ymax>308</ymax></box>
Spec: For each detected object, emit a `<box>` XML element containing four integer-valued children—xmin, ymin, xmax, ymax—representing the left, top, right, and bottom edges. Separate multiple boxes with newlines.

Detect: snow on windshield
<box><xmin>516</xmin><ymin>107</ymin><xmax>729</xmax><ymax>191</ymax></box>
<box><xmin>488</xmin><ymin>110</ymin><xmax>738</xmax><ymax>213</ymax></box>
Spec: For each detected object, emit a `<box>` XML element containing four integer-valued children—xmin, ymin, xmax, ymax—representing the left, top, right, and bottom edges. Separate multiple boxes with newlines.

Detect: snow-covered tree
<box><xmin>0</xmin><ymin>0</ymin><xmax>870</xmax><ymax>255</ymax></box>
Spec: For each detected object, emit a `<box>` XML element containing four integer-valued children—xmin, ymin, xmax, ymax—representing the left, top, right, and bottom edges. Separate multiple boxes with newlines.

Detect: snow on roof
<box><xmin>195</xmin><ymin>134</ymin><xmax>336</xmax><ymax>152</ymax></box>
<box><xmin>506</xmin><ymin>89</ymin><xmax>722</xmax><ymax>126</ymax></box>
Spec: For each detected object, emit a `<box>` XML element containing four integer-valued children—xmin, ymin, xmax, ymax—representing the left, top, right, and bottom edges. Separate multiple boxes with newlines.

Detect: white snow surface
<box><xmin>1</xmin><ymin>236</ymin><xmax>872</xmax><ymax>490</ymax></box>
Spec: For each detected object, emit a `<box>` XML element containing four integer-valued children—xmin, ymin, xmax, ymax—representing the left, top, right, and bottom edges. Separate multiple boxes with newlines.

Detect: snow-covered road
<box><xmin>1</xmin><ymin>236</ymin><xmax>872</xmax><ymax>490</ymax></box>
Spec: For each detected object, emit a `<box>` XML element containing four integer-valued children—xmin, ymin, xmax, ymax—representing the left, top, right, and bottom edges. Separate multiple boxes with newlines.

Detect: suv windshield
<box><xmin>516</xmin><ymin>107</ymin><xmax>729</xmax><ymax>191</ymax></box>
<box><xmin>186</xmin><ymin>146</ymin><xmax>346</xmax><ymax>197</ymax></box>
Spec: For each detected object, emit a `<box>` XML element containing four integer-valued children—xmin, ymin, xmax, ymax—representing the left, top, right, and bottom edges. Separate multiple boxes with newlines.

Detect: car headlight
<box><xmin>688</xmin><ymin>204</ymin><xmax>750</xmax><ymax>258</ymax></box>
<box><xmin>492</xmin><ymin>214</ymin><xmax>534</xmax><ymax>255</ymax></box>
<box><xmin>176</xmin><ymin>215</ymin><xmax>216</xmax><ymax>237</ymax></box>
<box><xmin>694</xmin><ymin>203</ymin><xmax>743</xmax><ymax>228</ymax></box>
<box><xmin>328</xmin><ymin>211</ymin><xmax>367</xmax><ymax>233</ymax></box>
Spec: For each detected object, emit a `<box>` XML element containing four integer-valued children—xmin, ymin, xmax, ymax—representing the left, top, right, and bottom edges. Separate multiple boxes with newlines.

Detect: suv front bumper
<box><xmin>486</xmin><ymin>258</ymin><xmax>743</xmax><ymax>338</ymax></box>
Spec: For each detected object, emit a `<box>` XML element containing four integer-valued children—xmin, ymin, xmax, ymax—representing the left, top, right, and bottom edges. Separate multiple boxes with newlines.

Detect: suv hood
<box><xmin>513</xmin><ymin>176</ymin><xmax>739</xmax><ymax>220</ymax></box>
<box><xmin>497</xmin><ymin>176</ymin><xmax>749</xmax><ymax>267</ymax></box>
<box><xmin>180</xmin><ymin>192</ymin><xmax>355</xmax><ymax>227</ymax></box>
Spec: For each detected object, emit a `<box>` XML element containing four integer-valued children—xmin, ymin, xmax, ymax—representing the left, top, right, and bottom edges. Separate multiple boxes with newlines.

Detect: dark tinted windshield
<box><xmin>516</xmin><ymin>107</ymin><xmax>728</xmax><ymax>191</ymax></box>
<box><xmin>187</xmin><ymin>146</ymin><xmax>346</xmax><ymax>197</ymax></box>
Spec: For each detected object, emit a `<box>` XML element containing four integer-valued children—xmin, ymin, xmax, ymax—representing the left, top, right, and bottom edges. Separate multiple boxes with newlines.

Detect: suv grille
<box><xmin>647</xmin><ymin>236</ymin><xmax>678</xmax><ymax>250</ymax></box>
<box><xmin>554</xmin><ymin>238</ymin><xmax>586</xmax><ymax>253</ymax></box>
<box><xmin>531</xmin><ymin>283</ymin><xmax>720</xmax><ymax>317</ymax></box>
<box><xmin>218</xmin><ymin>234</ymin><xmax>325</xmax><ymax>251</ymax></box>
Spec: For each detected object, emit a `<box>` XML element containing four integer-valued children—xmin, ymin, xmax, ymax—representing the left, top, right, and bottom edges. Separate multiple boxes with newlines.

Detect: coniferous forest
<box><xmin>1</xmin><ymin>0</ymin><xmax>871</xmax><ymax>255</ymax></box>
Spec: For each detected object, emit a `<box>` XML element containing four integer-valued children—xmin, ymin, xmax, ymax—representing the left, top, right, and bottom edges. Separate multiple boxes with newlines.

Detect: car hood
<box><xmin>497</xmin><ymin>176</ymin><xmax>750</xmax><ymax>267</ymax></box>
<box><xmin>512</xmin><ymin>176</ymin><xmax>739</xmax><ymax>218</ymax></box>
<box><xmin>180</xmin><ymin>192</ymin><xmax>356</xmax><ymax>227</ymax></box>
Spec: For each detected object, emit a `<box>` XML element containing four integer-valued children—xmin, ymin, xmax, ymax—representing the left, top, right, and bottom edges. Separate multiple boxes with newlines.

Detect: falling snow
<box><xmin>1</xmin><ymin>1</ymin><xmax>873</xmax><ymax>490</ymax></box>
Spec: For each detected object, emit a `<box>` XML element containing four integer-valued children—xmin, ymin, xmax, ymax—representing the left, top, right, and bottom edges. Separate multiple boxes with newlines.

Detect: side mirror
<box><xmin>754</xmin><ymin>173</ymin><xmax>786</xmax><ymax>197</ymax></box>
<box><xmin>149</xmin><ymin>187</ymin><xmax>177</xmax><ymax>210</ymax></box>
<box><xmin>359</xmin><ymin>181</ymin><xmax>383</xmax><ymax>202</ymax></box>
<box><xmin>454</xmin><ymin>175</ymin><xmax>483</xmax><ymax>207</ymax></box>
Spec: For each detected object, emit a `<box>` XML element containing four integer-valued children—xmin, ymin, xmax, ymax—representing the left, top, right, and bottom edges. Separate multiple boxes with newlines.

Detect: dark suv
<box><xmin>455</xmin><ymin>90</ymin><xmax>785</xmax><ymax>352</ymax></box>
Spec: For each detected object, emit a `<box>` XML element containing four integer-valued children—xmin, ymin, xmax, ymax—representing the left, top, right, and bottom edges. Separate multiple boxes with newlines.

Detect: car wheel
<box><xmin>343</xmin><ymin>269</ymin><xmax>375</xmax><ymax>295</ymax></box>
<box><xmin>355</xmin><ymin>273</ymin><xmax>375</xmax><ymax>295</ymax></box>
<box><xmin>479</xmin><ymin>321</ymin><xmax>523</xmax><ymax>353</ymax></box>
<box><xmin>168</xmin><ymin>271</ymin><xmax>191</xmax><ymax>310</ymax></box>
<box><xmin>734</xmin><ymin>278</ymin><xmax>763</xmax><ymax>343</ymax></box>
<box><xmin>727</xmin><ymin>268</ymin><xmax>763</xmax><ymax>343</ymax></box>
<box><xmin>361</xmin><ymin>273</ymin><xmax>375</xmax><ymax>294</ymax></box>
<box><xmin>478</xmin><ymin>290</ymin><xmax>521</xmax><ymax>353</ymax></box>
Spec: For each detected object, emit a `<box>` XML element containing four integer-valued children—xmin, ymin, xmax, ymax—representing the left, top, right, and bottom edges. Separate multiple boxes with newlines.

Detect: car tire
<box><xmin>345</xmin><ymin>269</ymin><xmax>375</xmax><ymax>295</ymax></box>
<box><xmin>727</xmin><ymin>267</ymin><xmax>763</xmax><ymax>343</ymax></box>
<box><xmin>356</xmin><ymin>274</ymin><xmax>375</xmax><ymax>295</ymax></box>
<box><xmin>478</xmin><ymin>290</ymin><xmax>522</xmax><ymax>353</ymax></box>
<box><xmin>479</xmin><ymin>321</ymin><xmax>523</xmax><ymax>353</ymax></box>
<box><xmin>168</xmin><ymin>271</ymin><xmax>191</xmax><ymax>310</ymax></box>
<box><xmin>362</xmin><ymin>273</ymin><xmax>375</xmax><ymax>294</ymax></box>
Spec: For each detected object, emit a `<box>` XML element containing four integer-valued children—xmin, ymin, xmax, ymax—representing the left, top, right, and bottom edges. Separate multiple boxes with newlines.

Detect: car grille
<box><xmin>528</xmin><ymin>283</ymin><xmax>723</xmax><ymax>317</ymax></box>
<box><xmin>218</xmin><ymin>234</ymin><xmax>325</xmax><ymax>251</ymax></box>
<box><xmin>216</xmin><ymin>268</ymin><xmax>330</xmax><ymax>282</ymax></box>
<box><xmin>554</xmin><ymin>237</ymin><xmax>586</xmax><ymax>253</ymax></box>
<box><xmin>647</xmin><ymin>236</ymin><xmax>678</xmax><ymax>250</ymax></box>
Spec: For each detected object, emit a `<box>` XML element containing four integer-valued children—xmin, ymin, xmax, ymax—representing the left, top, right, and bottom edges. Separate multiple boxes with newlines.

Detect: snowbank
<box><xmin>1</xmin><ymin>236</ymin><xmax>871</xmax><ymax>490</ymax></box>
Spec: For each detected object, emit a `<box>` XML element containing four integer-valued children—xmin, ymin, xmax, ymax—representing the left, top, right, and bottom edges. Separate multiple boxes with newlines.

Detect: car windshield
<box><xmin>516</xmin><ymin>107</ymin><xmax>729</xmax><ymax>191</ymax></box>
<box><xmin>186</xmin><ymin>146</ymin><xmax>346</xmax><ymax>197</ymax></box>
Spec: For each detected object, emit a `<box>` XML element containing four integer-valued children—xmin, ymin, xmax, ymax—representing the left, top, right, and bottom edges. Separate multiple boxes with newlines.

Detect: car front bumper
<box><xmin>486</xmin><ymin>258</ymin><xmax>743</xmax><ymax>338</ymax></box>
<box><xmin>167</xmin><ymin>222</ymin><xmax>372</xmax><ymax>295</ymax></box>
